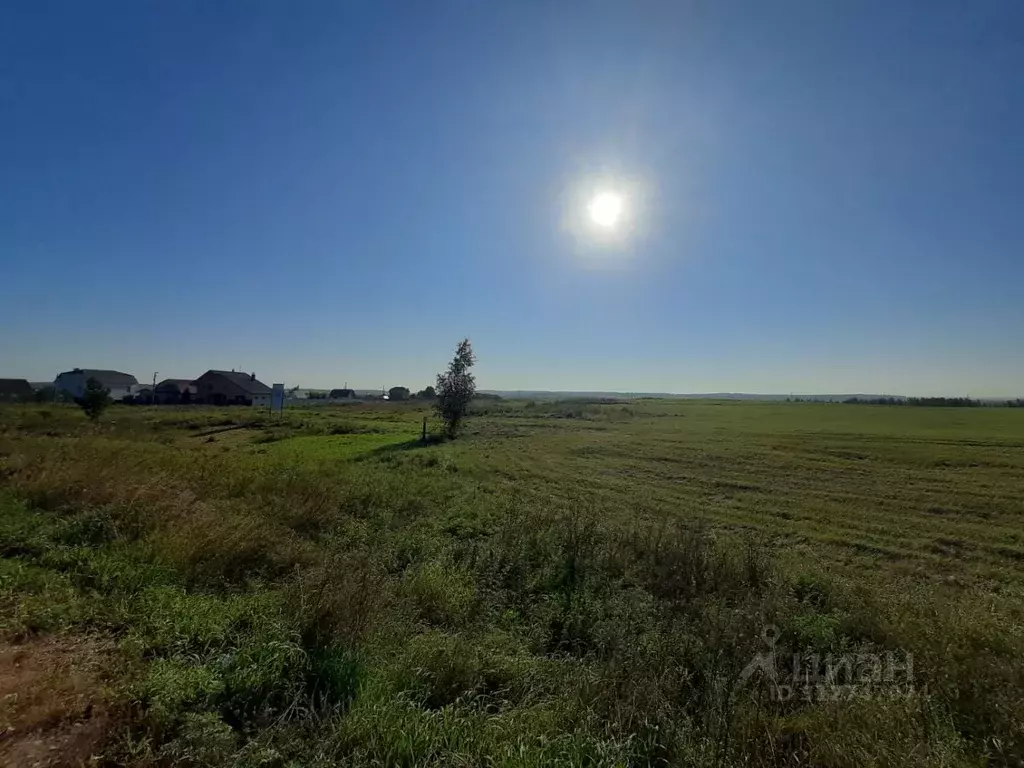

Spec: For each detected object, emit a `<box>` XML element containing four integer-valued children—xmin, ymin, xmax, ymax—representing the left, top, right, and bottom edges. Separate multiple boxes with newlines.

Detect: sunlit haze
<box><xmin>2</xmin><ymin>2</ymin><xmax>1023</xmax><ymax>396</ymax></box>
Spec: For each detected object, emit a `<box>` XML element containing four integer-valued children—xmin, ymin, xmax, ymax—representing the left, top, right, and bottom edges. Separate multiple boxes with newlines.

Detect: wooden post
<box><xmin>422</xmin><ymin>416</ymin><xmax>427</xmax><ymax>443</ymax></box>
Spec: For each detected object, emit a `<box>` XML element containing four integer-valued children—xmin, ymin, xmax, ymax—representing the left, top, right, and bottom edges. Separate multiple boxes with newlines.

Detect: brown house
<box><xmin>193</xmin><ymin>370</ymin><xmax>272</xmax><ymax>407</ymax></box>
<box><xmin>0</xmin><ymin>379</ymin><xmax>34</xmax><ymax>402</ymax></box>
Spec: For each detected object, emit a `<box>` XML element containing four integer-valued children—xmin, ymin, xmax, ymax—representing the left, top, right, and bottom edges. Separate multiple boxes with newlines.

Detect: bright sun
<box><xmin>587</xmin><ymin>191</ymin><xmax>624</xmax><ymax>229</ymax></box>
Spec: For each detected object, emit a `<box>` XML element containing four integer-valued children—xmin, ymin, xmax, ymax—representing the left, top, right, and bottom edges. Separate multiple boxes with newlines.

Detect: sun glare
<box><xmin>560</xmin><ymin>174</ymin><xmax>647</xmax><ymax>258</ymax></box>
<box><xmin>587</xmin><ymin>191</ymin><xmax>624</xmax><ymax>229</ymax></box>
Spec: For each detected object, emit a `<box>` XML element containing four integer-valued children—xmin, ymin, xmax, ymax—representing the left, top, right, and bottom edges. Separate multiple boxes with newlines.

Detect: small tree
<box><xmin>416</xmin><ymin>385</ymin><xmax>436</xmax><ymax>400</ymax></box>
<box><xmin>434</xmin><ymin>339</ymin><xmax>475</xmax><ymax>438</ymax></box>
<box><xmin>80</xmin><ymin>377</ymin><xmax>111</xmax><ymax>420</ymax></box>
<box><xmin>388</xmin><ymin>386</ymin><xmax>411</xmax><ymax>401</ymax></box>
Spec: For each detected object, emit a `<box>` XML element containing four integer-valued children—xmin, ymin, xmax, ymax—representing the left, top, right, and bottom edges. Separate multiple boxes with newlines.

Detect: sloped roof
<box><xmin>0</xmin><ymin>379</ymin><xmax>34</xmax><ymax>397</ymax></box>
<box><xmin>58</xmin><ymin>369</ymin><xmax>138</xmax><ymax>386</ymax></box>
<box><xmin>203</xmin><ymin>370</ymin><xmax>272</xmax><ymax>395</ymax></box>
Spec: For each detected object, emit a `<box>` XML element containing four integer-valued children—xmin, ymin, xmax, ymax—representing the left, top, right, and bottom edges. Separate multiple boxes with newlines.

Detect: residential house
<box><xmin>155</xmin><ymin>379</ymin><xmax>197</xmax><ymax>405</ymax></box>
<box><xmin>55</xmin><ymin>369</ymin><xmax>138</xmax><ymax>402</ymax></box>
<box><xmin>0</xmin><ymin>379</ymin><xmax>34</xmax><ymax>402</ymax></box>
<box><xmin>193</xmin><ymin>370</ymin><xmax>271</xmax><ymax>406</ymax></box>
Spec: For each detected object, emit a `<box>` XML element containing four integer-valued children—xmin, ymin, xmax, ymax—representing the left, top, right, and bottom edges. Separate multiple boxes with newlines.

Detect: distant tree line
<box><xmin>300</xmin><ymin>386</ymin><xmax>441</xmax><ymax>401</ymax></box>
<box><xmin>382</xmin><ymin>386</ymin><xmax>435</xmax><ymax>401</ymax></box>
<box><xmin>843</xmin><ymin>396</ymin><xmax>984</xmax><ymax>407</ymax></box>
<box><xmin>843</xmin><ymin>397</ymin><xmax>909</xmax><ymax>405</ymax></box>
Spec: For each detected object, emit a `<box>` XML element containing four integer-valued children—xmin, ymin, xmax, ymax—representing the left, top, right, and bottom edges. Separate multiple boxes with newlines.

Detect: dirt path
<box><xmin>0</xmin><ymin>636</ymin><xmax>113</xmax><ymax>767</ymax></box>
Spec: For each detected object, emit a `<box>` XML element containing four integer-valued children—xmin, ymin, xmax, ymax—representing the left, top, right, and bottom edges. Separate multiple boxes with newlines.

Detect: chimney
<box><xmin>250</xmin><ymin>372</ymin><xmax>255</xmax><ymax>382</ymax></box>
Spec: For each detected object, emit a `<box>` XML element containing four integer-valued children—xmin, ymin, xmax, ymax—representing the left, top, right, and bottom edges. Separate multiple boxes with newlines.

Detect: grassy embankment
<box><xmin>1</xmin><ymin>400</ymin><xmax>1022</xmax><ymax>766</ymax></box>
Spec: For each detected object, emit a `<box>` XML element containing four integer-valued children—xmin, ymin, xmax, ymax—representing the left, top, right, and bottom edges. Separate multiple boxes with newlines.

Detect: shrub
<box><xmin>81</xmin><ymin>377</ymin><xmax>111</xmax><ymax>420</ymax></box>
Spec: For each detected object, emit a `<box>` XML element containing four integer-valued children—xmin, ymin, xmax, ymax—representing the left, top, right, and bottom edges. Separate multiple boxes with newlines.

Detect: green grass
<box><xmin>0</xmin><ymin>400</ymin><xmax>1023</xmax><ymax>766</ymax></box>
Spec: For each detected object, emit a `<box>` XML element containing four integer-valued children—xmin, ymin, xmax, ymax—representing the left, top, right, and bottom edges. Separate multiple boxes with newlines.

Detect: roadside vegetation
<box><xmin>1</xmin><ymin>399</ymin><xmax>1022</xmax><ymax>766</ymax></box>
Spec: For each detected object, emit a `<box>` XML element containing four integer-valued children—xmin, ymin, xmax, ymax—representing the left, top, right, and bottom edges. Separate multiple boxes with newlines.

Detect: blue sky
<box><xmin>2</xmin><ymin>1</ymin><xmax>1022</xmax><ymax>395</ymax></box>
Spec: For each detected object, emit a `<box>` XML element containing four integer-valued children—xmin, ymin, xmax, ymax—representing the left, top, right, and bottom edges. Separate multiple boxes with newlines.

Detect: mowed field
<box><xmin>1</xmin><ymin>400</ymin><xmax>1022</xmax><ymax>766</ymax></box>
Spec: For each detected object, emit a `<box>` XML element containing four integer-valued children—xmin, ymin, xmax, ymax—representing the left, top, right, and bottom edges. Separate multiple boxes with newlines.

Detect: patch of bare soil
<box><xmin>0</xmin><ymin>636</ymin><xmax>113</xmax><ymax>767</ymax></box>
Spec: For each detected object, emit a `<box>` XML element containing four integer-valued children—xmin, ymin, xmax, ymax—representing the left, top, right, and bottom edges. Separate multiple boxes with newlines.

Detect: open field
<box><xmin>1</xmin><ymin>400</ymin><xmax>1023</xmax><ymax>766</ymax></box>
